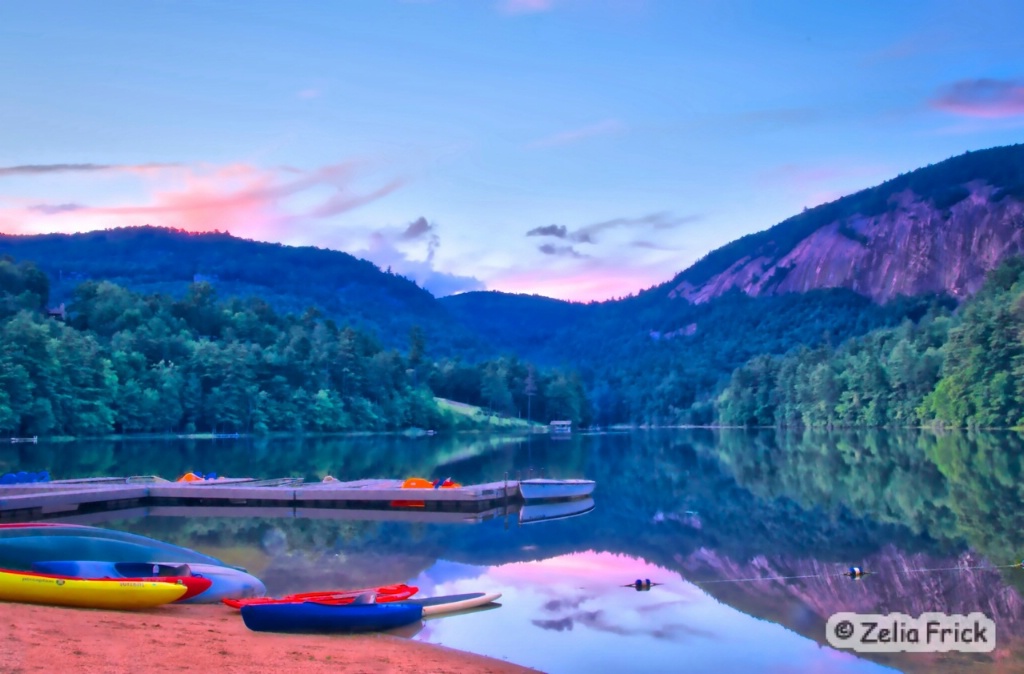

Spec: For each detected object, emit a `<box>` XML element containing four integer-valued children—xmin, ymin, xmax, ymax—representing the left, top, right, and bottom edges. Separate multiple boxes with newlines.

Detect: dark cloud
<box><xmin>536</xmin><ymin>608</ymin><xmax>717</xmax><ymax>641</ymax></box>
<box><xmin>931</xmin><ymin>78</ymin><xmax>1024</xmax><ymax>118</ymax></box>
<box><xmin>538</xmin><ymin>243</ymin><xmax>585</xmax><ymax>258</ymax></box>
<box><xmin>532</xmin><ymin>617</ymin><xmax>575</xmax><ymax>632</ymax></box>
<box><xmin>0</xmin><ymin>162</ymin><xmax>179</xmax><ymax>177</ymax></box>
<box><xmin>394</xmin><ymin>216</ymin><xmax>440</xmax><ymax>262</ymax></box>
<box><xmin>526</xmin><ymin>224</ymin><xmax>568</xmax><ymax>238</ymax></box>
<box><xmin>542</xmin><ymin>597</ymin><xmax>588</xmax><ymax>612</ymax></box>
<box><xmin>304</xmin><ymin>178</ymin><xmax>405</xmax><ymax>219</ymax></box>
<box><xmin>527</xmin><ymin>212</ymin><xmax>701</xmax><ymax>246</ymax></box>
<box><xmin>401</xmin><ymin>216</ymin><xmax>433</xmax><ymax>240</ymax></box>
<box><xmin>28</xmin><ymin>203</ymin><xmax>84</xmax><ymax>214</ymax></box>
<box><xmin>354</xmin><ymin>217</ymin><xmax>477</xmax><ymax>297</ymax></box>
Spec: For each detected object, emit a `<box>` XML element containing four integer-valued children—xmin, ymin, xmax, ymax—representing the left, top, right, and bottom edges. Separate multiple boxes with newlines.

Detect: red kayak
<box><xmin>159</xmin><ymin>575</ymin><xmax>213</xmax><ymax>601</ymax></box>
<box><xmin>222</xmin><ymin>583</ymin><xmax>418</xmax><ymax>609</ymax></box>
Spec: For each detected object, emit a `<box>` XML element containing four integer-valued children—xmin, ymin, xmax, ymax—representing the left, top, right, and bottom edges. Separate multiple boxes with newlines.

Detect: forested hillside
<box><xmin>0</xmin><ymin>227</ymin><xmax>484</xmax><ymax>355</ymax></box>
<box><xmin>717</xmin><ymin>256</ymin><xmax>1024</xmax><ymax>428</ymax></box>
<box><xmin>0</xmin><ymin>257</ymin><xmax>587</xmax><ymax>436</ymax></box>
<box><xmin>445</xmin><ymin>284</ymin><xmax>945</xmax><ymax>425</ymax></box>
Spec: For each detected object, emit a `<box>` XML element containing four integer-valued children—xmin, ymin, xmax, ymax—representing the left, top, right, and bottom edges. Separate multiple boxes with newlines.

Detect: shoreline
<box><xmin>0</xmin><ymin>601</ymin><xmax>538</xmax><ymax>674</ymax></box>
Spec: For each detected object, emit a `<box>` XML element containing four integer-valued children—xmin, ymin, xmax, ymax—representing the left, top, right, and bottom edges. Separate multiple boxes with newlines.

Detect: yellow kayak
<box><xmin>0</xmin><ymin>569</ymin><xmax>187</xmax><ymax>609</ymax></box>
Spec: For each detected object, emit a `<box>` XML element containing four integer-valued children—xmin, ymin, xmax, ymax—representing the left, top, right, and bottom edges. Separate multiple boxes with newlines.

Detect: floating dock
<box><xmin>0</xmin><ymin>477</ymin><xmax>523</xmax><ymax>524</ymax></box>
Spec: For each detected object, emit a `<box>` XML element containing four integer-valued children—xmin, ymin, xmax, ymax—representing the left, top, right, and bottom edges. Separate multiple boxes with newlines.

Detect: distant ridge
<box><xmin>0</xmin><ymin>226</ymin><xmax>477</xmax><ymax>352</ymax></box>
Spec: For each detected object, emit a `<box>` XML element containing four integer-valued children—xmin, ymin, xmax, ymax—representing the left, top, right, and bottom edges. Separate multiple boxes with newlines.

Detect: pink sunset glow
<box><xmin>490</xmin><ymin>267</ymin><xmax>668</xmax><ymax>302</ymax></box>
<box><xmin>0</xmin><ymin>162</ymin><xmax>403</xmax><ymax>245</ymax></box>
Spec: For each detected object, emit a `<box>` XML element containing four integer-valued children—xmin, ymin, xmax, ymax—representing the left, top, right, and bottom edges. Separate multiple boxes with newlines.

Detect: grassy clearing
<box><xmin>435</xmin><ymin>397</ymin><xmax>539</xmax><ymax>430</ymax></box>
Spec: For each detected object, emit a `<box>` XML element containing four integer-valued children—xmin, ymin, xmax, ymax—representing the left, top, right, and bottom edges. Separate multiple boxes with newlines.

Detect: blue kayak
<box><xmin>31</xmin><ymin>560</ymin><xmax>266</xmax><ymax>604</ymax></box>
<box><xmin>241</xmin><ymin>601</ymin><xmax>423</xmax><ymax>633</ymax></box>
<box><xmin>0</xmin><ymin>525</ymin><xmax>230</xmax><ymax>570</ymax></box>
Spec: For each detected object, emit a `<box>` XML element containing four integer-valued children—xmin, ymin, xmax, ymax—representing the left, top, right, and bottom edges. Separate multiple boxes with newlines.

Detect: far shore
<box><xmin>0</xmin><ymin>601</ymin><xmax>538</xmax><ymax>674</ymax></box>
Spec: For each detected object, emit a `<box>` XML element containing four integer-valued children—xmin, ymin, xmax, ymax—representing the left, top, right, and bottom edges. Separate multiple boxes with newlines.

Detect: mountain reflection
<box><xmin>8</xmin><ymin>429</ymin><xmax>1024</xmax><ymax>672</ymax></box>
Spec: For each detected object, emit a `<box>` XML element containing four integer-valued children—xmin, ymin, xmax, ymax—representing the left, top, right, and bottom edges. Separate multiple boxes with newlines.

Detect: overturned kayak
<box><xmin>0</xmin><ymin>525</ymin><xmax>230</xmax><ymax>570</ymax></box>
<box><xmin>32</xmin><ymin>560</ymin><xmax>265</xmax><ymax>604</ymax></box>
<box><xmin>0</xmin><ymin>569</ymin><xmax>188</xmax><ymax>609</ymax></box>
<box><xmin>241</xmin><ymin>601</ymin><xmax>423</xmax><ymax>633</ymax></box>
<box><xmin>224</xmin><ymin>583</ymin><xmax>415</xmax><ymax>609</ymax></box>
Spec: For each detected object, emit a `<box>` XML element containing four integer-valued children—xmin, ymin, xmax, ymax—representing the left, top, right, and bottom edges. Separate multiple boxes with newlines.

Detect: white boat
<box><xmin>519</xmin><ymin>497</ymin><xmax>595</xmax><ymax>525</ymax></box>
<box><xmin>518</xmin><ymin>478</ymin><xmax>595</xmax><ymax>501</ymax></box>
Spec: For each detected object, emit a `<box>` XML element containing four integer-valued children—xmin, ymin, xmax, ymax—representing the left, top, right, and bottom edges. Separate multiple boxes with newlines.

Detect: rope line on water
<box><xmin>685</xmin><ymin>562</ymin><xmax>1023</xmax><ymax>586</ymax></box>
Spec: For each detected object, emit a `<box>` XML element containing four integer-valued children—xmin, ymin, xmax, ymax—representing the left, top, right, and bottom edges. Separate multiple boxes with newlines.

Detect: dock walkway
<box><xmin>0</xmin><ymin>477</ymin><xmax>521</xmax><ymax>523</ymax></box>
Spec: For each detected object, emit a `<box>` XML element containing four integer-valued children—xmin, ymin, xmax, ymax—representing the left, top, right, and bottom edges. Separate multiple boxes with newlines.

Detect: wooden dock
<box><xmin>0</xmin><ymin>477</ymin><xmax>522</xmax><ymax>523</ymax></box>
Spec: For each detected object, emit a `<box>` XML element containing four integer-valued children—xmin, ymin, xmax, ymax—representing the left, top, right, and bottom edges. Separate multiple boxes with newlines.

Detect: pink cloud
<box><xmin>0</xmin><ymin>162</ymin><xmax>405</xmax><ymax>243</ymax></box>
<box><xmin>527</xmin><ymin>119</ymin><xmax>625</xmax><ymax>149</ymax></box>
<box><xmin>931</xmin><ymin>78</ymin><xmax>1024</xmax><ymax>118</ymax></box>
<box><xmin>490</xmin><ymin>264</ymin><xmax>667</xmax><ymax>302</ymax></box>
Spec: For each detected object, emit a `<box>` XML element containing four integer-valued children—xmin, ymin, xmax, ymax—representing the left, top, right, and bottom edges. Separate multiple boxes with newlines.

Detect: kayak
<box><xmin>0</xmin><ymin>568</ymin><xmax>188</xmax><ymax>609</ymax></box>
<box><xmin>32</xmin><ymin>560</ymin><xmax>265</xmax><ymax>604</ymax></box>
<box><xmin>0</xmin><ymin>525</ymin><xmax>231</xmax><ymax>570</ymax></box>
<box><xmin>240</xmin><ymin>601</ymin><xmax>423</xmax><ymax>633</ymax></box>
<box><xmin>223</xmin><ymin>583</ymin><xmax>416</xmax><ymax>609</ymax></box>
<box><xmin>33</xmin><ymin>561</ymin><xmax>192</xmax><ymax>578</ymax></box>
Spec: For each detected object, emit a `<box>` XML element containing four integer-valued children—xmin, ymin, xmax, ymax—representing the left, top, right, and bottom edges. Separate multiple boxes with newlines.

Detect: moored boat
<box><xmin>518</xmin><ymin>478</ymin><xmax>595</xmax><ymax>501</ymax></box>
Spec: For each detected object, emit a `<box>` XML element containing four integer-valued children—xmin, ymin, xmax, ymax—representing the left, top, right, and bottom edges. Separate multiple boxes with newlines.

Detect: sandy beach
<box><xmin>0</xmin><ymin>601</ymin><xmax>538</xmax><ymax>674</ymax></box>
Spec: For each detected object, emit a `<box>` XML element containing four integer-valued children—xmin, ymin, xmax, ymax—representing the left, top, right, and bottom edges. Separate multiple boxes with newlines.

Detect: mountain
<box><xmin>666</xmin><ymin>144</ymin><xmax>1024</xmax><ymax>304</ymax></box>
<box><xmin>0</xmin><ymin>226</ymin><xmax>482</xmax><ymax>353</ymax></box>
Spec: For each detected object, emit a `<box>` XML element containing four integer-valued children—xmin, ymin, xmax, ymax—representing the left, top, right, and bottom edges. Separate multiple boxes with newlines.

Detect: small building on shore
<box><xmin>549</xmin><ymin>420</ymin><xmax>572</xmax><ymax>434</ymax></box>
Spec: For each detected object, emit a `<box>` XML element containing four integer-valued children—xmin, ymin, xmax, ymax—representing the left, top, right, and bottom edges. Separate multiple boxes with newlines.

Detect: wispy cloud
<box><xmin>28</xmin><ymin>203</ymin><xmax>83</xmax><ymax>214</ymax></box>
<box><xmin>0</xmin><ymin>162</ymin><xmax>178</xmax><ymax>177</ymax></box>
<box><xmin>931</xmin><ymin>78</ymin><xmax>1024</xmax><ymax>118</ymax></box>
<box><xmin>527</xmin><ymin>119</ymin><xmax>625</xmax><ymax>149</ymax></box>
<box><xmin>498</xmin><ymin>0</ymin><xmax>554</xmax><ymax>15</ymax></box>
<box><xmin>527</xmin><ymin>211</ymin><xmax>700</xmax><ymax>245</ymax></box>
<box><xmin>298</xmin><ymin>88</ymin><xmax>322</xmax><ymax>100</ymax></box>
<box><xmin>539</xmin><ymin>243</ymin><xmax>586</xmax><ymax>258</ymax></box>
<box><xmin>0</xmin><ymin>161</ymin><xmax>405</xmax><ymax>244</ymax></box>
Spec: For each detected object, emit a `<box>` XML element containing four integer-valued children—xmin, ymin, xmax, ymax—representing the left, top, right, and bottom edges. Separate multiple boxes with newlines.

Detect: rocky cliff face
<box><xmin>671</xmin><ymin>185</ymin><xmax>1024</xmax><ymax>304</ymax></box>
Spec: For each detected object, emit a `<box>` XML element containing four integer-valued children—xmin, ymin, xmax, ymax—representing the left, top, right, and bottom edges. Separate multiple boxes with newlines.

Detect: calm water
<box><xmin>6</xmin><ymin>429</ymin><xmax>1024</xmax><ymax>674</ymax></box>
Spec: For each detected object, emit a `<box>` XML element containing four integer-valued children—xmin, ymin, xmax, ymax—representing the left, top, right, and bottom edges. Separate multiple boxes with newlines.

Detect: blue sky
<box><xmin>1</xmin><ymin>0</ymin><xmax>1022</xmax><ymax>300</ymax></box>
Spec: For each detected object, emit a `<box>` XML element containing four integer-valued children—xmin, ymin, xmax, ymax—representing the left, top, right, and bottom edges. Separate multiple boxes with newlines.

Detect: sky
<box><xmin>1</xmin><ymin>1</ymin><xmax>1023</xmax><ymax>302</ymax></box>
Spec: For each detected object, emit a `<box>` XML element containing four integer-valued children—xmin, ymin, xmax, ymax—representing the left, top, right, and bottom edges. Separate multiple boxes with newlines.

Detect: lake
<box><xmin>5</xmin><ymin>428</ymin><xmax>1024</xmax><ymax>673</ymax></box>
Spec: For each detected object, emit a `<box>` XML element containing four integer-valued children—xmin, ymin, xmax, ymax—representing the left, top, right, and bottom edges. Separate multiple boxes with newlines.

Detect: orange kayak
<box><xmin>222</xmin><ymin>583</ymin><xmax>418</xmax><ymax>609</ymax></box>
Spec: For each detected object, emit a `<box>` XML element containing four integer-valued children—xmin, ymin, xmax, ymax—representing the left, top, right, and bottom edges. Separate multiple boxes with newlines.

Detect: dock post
<box><xmin>504</xmin><ymin>471</ymin><xmax>509</xmax><ymax>530</ymax></box>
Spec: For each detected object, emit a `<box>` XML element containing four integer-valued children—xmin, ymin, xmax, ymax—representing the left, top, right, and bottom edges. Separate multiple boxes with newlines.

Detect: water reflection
<box><xmin>408</xmin><ymin>552</ymin><xmax>893</xmax><ymax>674</ymax></box>
<box><xmin>8</xmin><ymin>429</ymin><xmax>1024</xmax><ymax>673</ymax></box>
